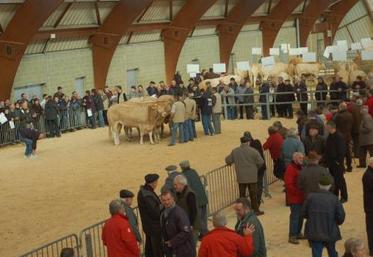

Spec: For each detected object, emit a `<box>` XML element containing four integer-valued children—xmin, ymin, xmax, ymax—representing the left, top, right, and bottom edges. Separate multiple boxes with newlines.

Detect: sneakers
<box><xmin>288</xmin><ymin>237</ymin><xmax>300</xmax><ymax>244</ymax></box>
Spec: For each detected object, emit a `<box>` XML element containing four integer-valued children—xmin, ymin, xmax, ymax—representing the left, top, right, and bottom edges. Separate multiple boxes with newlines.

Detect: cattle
<box><xmin>244</xmin><ymin>63</ymin><xmax>289</xmax><ymax>86</ymax></box>
<box><xmin>198</xmin><ymin>75</ymin><xmax>242</xmax><ymax>90</ymax></box>
<box><xmin>107</xmin><ymin>101</ymin><xmax>170</xmax><ymax>145</ymax></box>
<box><xmin>288</xmin><ymin>58</ymin><xmax>325</xmax><ymax>78</ymax></box>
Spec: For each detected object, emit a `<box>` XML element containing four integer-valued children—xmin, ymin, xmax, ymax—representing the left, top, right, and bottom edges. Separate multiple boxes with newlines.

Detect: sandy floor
<box><xmin>0</xmin><ymin>119</ymin><xmax>368</xmax><ymax>257</ymax></box>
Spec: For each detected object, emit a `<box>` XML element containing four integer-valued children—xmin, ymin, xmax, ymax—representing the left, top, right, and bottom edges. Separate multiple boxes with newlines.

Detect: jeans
<box><xmin>227</xmin><ymin>106</ymin><xmax>235</xmax><ymax>120</ymax></box>
<box><xmin>257</xmin><ymin>168</ymin><xmax>265</xmax><ymax>207</ymax></box>
<box><xmin>239</xmin><ymin>183</ymin><xmax>259</xmax><ymax>212</ymax></box>
<box><xmin>97</xmin><ymin>110</ymin><xmax>105</xmax><ymax>127</ymax></box>
<box><xmin>201</xmin><ymin>114</ymin><xmax>214</xmax><ymax>135</ymax></box>
<box><xmin>170</xmin><ymin>122</ymin><xmax>184</xmax><ymax>145</ymax></box>
<box><xmin>199</xmin><ymin>205</ymin><xmax>209</xmax><ymax>238</ymax></box>
<box><xmin>183</xmin><ymin>119</ymin><xmax>194</xmax><ymax>142</ymax></box>
<box><xmin>21</xmin><ymin>137</ymin><xmax>33</xmax><ymax>156</ymax></box>
<box><xmin>47</xmin><ymin>119</ymin><xmax>60</xmax><ymax>137</ymax></box>
<box><xmin>191</xmin><ymin>120</ymin><xmax>197</xmax><ymax>138</ymax></box>
<box><xmin>311</xmin><ymin>241</ymin><xmax>338</xmax><ymax>257</ymax></box>
<box><xmin>212</xmin><ymin>113</ymin><xmax>221</xmax><ymax>134</ymax></box>
<box><xmin>289</xmin><ymin>204</ymin><xmax>303</xmax><ymax>237</ymax></box>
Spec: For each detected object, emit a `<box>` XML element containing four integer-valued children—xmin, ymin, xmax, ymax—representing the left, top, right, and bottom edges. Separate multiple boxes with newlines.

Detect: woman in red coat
<box><xmin>198</xmin><ymin>212</ymin><xmax>254</xmax><ymax>257</ymax></box>
<box><xmin>263</xmin><ymin>126</ymin><xmax>285</xmax><ymax>179</ymax></box>
<box><xmin>284</xmin><ymin>152</ymin><xmax>305</xmax><ymax>245</ymax></box>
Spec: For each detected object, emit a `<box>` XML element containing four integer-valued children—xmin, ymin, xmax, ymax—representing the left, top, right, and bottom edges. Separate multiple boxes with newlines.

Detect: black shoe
<box><xmin>288</xmin><ymin>237</ymin><xmax>300</xmax><ymax>244</ymax></box>
<box><xmin>297</xmin><ymin>234</ymin><xmax>306</xmax><ymax>240</ymax></box>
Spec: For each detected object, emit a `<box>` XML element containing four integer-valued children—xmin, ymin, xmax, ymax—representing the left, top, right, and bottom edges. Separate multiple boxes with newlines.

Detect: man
<box><xmin>335</xmin><ymin>102</ymin><xmax>353</xmax><ymax>172</ymax></box>
<box><xmin>276</xmin><ymin>76</ymin><xmax>287</xmax><ymax>117</ymax></box>
<box><xmin>137</xmin><ymin>174</ymin><xmax>162</xmax><ymax>257</ymax></box>
<box><xmin>146</xmin><ymin>81</ymin><xmax>159</xmax><ymax>96</ymax></box>
<box><xmin>102</xmin><ymin>199</ymin><xmax>139</xmax><ymax>257</ymax></box>
<box><xmin>158</xmin><ymin>81</ymin><xmax>169</xmax><ymax>96</ymax></box>
<box><xmin>160</xmin><ymin>190</ymin><xmax>196</xmax><ymax>257</ymax></box>
<box><xmin>363</xmin><ymin>157</ymin><xmax>373</xmax><ymax>256</ymax></box>
<box><xmin>259</xmin><ymin>79</ymin><xmax>270</xmax><ymax>120</ymax></box>
<box><xmin>83</xmin><ymin>90</ymin><xmax>96</xmax><ymax>129</ymax></box>
<box><xmin>119</xmin><ymin>189</ymin><xmax>142</xmax><ymax>242</ymax></box>
<box><xmin>226</xmin><ymin>136</ymin><xmax>265</xmax><ymax>215</ymax></box>
<box><xmin>54</xmin><ymin>86</ymin><xmax>64</xmax><ymax>100</ymax></box>
<box><xmin>281</xmin><ymin>128</ymin><xmax>305</xmax><ymax>167</ymax></box>
<box><xmin>92</xmin><ymin>89</ymin><xmax>105</xmax><ymax>127</ymax></box>
<box><xmin>198</xmin><ymin>212</ymin><xmax>255</xmax><ymax>257</ymax></box>
<box><xmin>200</xmin><ymin>86</ymin><xmax>215</xmax><ymax>136</ymax></box>
<box><xmin>335</xmin><ymin>75</ymin><xmax>349</xmax><ymax>101</ymax></box>
<box><xmin>351</xmin><ymin>75</ymin><xmax>367</xmax><ymax>95</ymax></box>
<box><xmin>183</xmin><ymin>93</ymin><xmax>197</xmax><ymax>142</ymax></box>
<box><xmin>359</xmin><ymin>106</ymin><xmax>373</xmax><ymax>167</ymax></box>
<box><xmin>169</xmin><ymin>95</ymin><xmax>185</xmax><ymax>146</ymax></box>
<box><xmin>60</xmin><ymin>248</ymin><xmax>75</xmax><ymax>257</ymax></box>
<box><xmin>284</xmin><ymin>79</ymin><xmax>295</xmax><ymax>118</ymax></box>
<box><xmin>302</xmin><ymin>176</ymin><xmax>345</xmax><ymax>257</ymax></box>
<box><xmin>263</xmin><ymin>126</ymin><xmax>284</xmax><ymax>180</ymax></box>
<box><xmin>211</xmin><ymin>87</ymin><xmax>222</xmax><ymax>134</ymax></box>
<box><xmin>236</xmin><ymin>82</ymin><xmax>248</xmax><ymax>119</ymax></box>
<box><xmin>44</xmin><ymin>96</ymin><xmax>61</xmax><ymax>137</ymax></box>
<box><xmin>173</xmin><ymin>174</ymin><xmax>200</xmax><ymax>241</ymax></box>
<box><xmin>221</xmin><ymin>85</ymin><xmax>236</xmax><ymax>120</ymax></box>
<box><xmin>179</xmin><ymin>160</ymin><xmax>208</xmax><ymax>238</ymax></box>
<box><xmin>19</xmin><ymin>124</ymin><xmax>45</xmax><ymax>159</ymax></box>
<box><xmin>162</xmin><ymin>165</ymin><xmax>180</xmax><ymax>193</ymax></box>
<box><xmin>304</xmin><ymin>125</ymin><xmax>325</xmax><ymax>156</ymax></box>
<box><xmin>298</xmin><ymin>151</ymin><xmax>334</xmax><ymax>199</ymax></box>
<box><xmin>350</xmin><ymin>98</ymin><xmax>363</xmax><ymax>158</ymax></box>
<box><xmin>284</xmin><ymin>152</ymin><xmax>305</xmax><ymax>244</ymax></box>
<box><xmin>324</xmin><ymin>121</ymin><xmax>348</xmax><ymax>203</ymax></box>
<box><xmin>294</xmin><ymin>77</ymin><xmax>308</xmax><ymax>115</ymax></box>
<box><xmin>234</xmin><ymin>198</ymin><xmax>266</xmax><ymax>257</ymax></box>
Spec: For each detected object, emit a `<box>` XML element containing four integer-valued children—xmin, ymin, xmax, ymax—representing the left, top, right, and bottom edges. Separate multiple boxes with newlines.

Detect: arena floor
<box><xmin>0</xmin><ymin>119</ymin><xmax>367</xmax><ymax>257</ymax></box>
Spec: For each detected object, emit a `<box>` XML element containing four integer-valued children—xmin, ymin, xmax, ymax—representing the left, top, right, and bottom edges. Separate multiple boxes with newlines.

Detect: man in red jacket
<box><xmin>198</xmin><ymin>211</ymin><xmax>254</xmax><ymax>257</ymax></box>
<box><xmin>102</xmin><ymin>199</ymin><xmax>140</xmax><ymax>257</ymax></box>
<box><xmin>284</xmin><ymin>152</ymin><xmax>305</xmax><ymax>245</ymax></box>
<box><xmin>263</xmin><ymin>126</ymin><xmax>284</xmax><ymax>179</ymax></box>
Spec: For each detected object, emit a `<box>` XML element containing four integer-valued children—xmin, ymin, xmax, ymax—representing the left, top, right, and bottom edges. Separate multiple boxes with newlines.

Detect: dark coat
<box><xmin>259</xmin><ymin>83</ymin><xmax>270</xmax><ymax>103</ymax></box>
<box><xmin>359</xmin><ymin>112</ymin><xmax>373</xmax><ymax>147</ymax></box>
<box><xmin>298</xmin><ymin>163</ymin><xmax>334</xmax><ymax>199</ymax></box>
<box><xmin>323</xmin><ymin>132</ymin><xmax>346</xmax><ymax>167</ymax></box>
<box><xmin>137</xmin><ymin>185</ymin><xmax>161</xmax><ymax>235</ymax></box>
<box><xmin>276</xmin><ymin>83</ymin><xmax>287</xmax><ymax>102</ymax></box>
<box><xmin>335</xmin><ymin>109</ymin><xmax>353</xmax><ymax>141</ymax></box>
<box><xmin>181</xmin><ymin>168</ymin><xmax>208</xmax><ymax>207</ymax></box>
<box><xmin>315</xmin><ymin>82</ymin><xmax>328</xmax><ymax>101</ymax></box>
<box><xmin>302</xmin><ymin>190</ymin><xmax>345</xmax><ymax>242</ymax></box>
<box><xmin>250</xmin><ymin>139</ymin><xmax>266</xmax><ymax>171</ymax></box>
<box><xmin>175</xmin><ymin>186</ymin><xmax>200</xmax><ymax>230</ymax></box>
<box><xmin>304</xmin><ymin>135</ymin><xmax>325</xmax><ymax>155</ymax></box>
<box><xmin>19</xmin><ymin>109</ymin><xmax>33</xmax><ymax>128</ymax></box>
<box><xmin>44</xmin><ymin>100</ymin><xmax>59</xmax><ymax>120</ymax></box>
<box><xmin>162</xmin><ymin>171</ymin><xmax>180</xmax><ymax>193</ymax></box>
<box><xmin>350</xmin><ymin>103</ymin><xmax>362</xmax><ymax>135</ymax></box>
<box><xmin>363</xmin><ymin>167</ymin><xmax>373</xmax><ymax>213</ymax></box>
<box><xmin>161</xmin><ymin>205</ymin><xmax>196</xmax><ymax>257</ymax></box>
<box><xmin>294</xmin><ymin>82</ymin><xmax>308</xmax><ymax>101</ymax></box>
<box><xmin>93</xmin><ymin>94</ymin><xmax>104</xmax><ymax>111</ymax></box>
<box><xmin>200</xmin><ymin>92</ymin><xmax>213</xmax><ymax>115</ymax></box>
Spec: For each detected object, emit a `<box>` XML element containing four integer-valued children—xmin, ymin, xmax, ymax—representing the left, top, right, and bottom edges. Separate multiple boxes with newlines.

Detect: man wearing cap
<box><xmin>302</xmin><ymin>175</ymin><xmax>345</xmax><ymax>257</ymax></box>
<box><xmin>119</xmin><ymin>189</ymin><xmax>142</xmax><ymax>243</ymax></box>
<box><xmin>179</xmin><ymin>160</ymin><xmax>209</xmax><ymax>238</ymax></box>
<box><xmin>162</xmin><ymin>165</ymin><xmax>180</xmax><ymax>193</ymax></box>
<box><xmin>137</xmin><ymin>174</ymin><xmax>162</xmax><ymax>257</ymax></box>
<box><xmin>363</xmin><ymin>157</ymin><xmax>373</xmax><ymax>256</ymax></box>
<box><xmin>226</xmin><ymin>136</ymin><xmax>265</xmax><ymax>216</ymax></box>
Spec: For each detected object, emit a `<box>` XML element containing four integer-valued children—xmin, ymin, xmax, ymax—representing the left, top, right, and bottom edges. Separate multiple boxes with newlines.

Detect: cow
<box><xmin>288</xmin><ymin>58</ymin><xmax>325</xmax><ymax>78</ymax></box>
<box><xmin>198</xmin><ymin>75</ymin><xmax>242</xmax><ymax>90</ymax></box>
<box><xmin>107</xmin><ymin>101</ymin><xmax>170</xmax><ymax>145</ymax></box>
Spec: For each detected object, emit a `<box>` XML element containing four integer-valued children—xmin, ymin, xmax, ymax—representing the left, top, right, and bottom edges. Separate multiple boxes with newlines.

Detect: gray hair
<box><xmin>287</xmin><ymin>128</ymin><xmax>298</xmax><ymax>137</ymax></box>
<box><xmin>212</xmin><ymin>212</ymin><xmax>227</xmax><ymax>227</ymax></box>
<box><xmin>109</xmin><ymin>199</ymin><xmax>125</xmax><ymax>216</ymax></box>
<box><xmin>174</xmin><ymin>174</ymin><xmax>188</xmax><ymax>186</ymax></box>
<box><xmin>292</xmin><ymin>152</ymin><xmax>304</xmax><ymax>161</ymax></box>
<box><xmin>350</xmin><ymin>239</ymin><xmax>365</xmax><ymax>255</ymax></box>
<box><xmin>319</xmin><ymin>184</ymin><xmax>332</xmax><ymax>191</ymax></box>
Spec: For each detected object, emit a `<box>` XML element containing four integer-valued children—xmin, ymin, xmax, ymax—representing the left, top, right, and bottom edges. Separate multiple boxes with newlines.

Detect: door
<box><xmin>75</xmin><ymin>77</ymin><xmax>85</xmax><ymax>97</ymax></box>
<box><xmin>13</xmin><ymin>84</ymin><xmax>44</xmax><ymax>101</ymax></box>
<box><xmin>126</xmin><ymin>69</ymin><xmax>138</xmax><ymax>92</ymax></box>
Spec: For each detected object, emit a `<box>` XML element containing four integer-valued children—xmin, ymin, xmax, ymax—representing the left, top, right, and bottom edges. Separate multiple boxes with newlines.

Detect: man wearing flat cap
<box><xmin>180</xmin><ymin>160</ymin><xmax>209</xmax><ymax>238</ymax></box>
<box><xmin>162</xmin><ymin>165</ymin><xmax>180</xmax><ymax>193</ymax></box>
<box><xmin>119</xmin><ymin>189</ymin><xmax>142</xmax><ymax>243</ymax></box>
<box><xmin>137</xmin><ymin>173</ymin><xmax>163</xmax><ymax>257</ymax></box>
<box><xmin>302</xmin><ymin>175</ymin><xmax>345</xmax><ymax>257</ymax></box>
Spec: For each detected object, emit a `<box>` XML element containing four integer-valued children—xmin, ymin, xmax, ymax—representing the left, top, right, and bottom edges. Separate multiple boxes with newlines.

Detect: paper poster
<box><xmin>213</xmin><ymin>63</ymin><xmax>226</xmax><ymax>73</ymax></box>
<box><xmin>303</xmin><ymin>52</ymin><xmax>317</xmax><ymax>63</ymax></box>
<box><xmin>9</xmin><ymin>120</ymin><xmax>15</xmax><ymax>129</ymax></box>
<box><xmin>362</xmin><ymin>50</ymin><xmax>373</xmax><ymax>60</ymax></box>
<box><xmin>252</xmin><ymin>47</ymin><xmax>262</xmax><ymax>55</ymax></box>
<box><xmin>189</xmin><ymin>72</ymin><xmax>197</xmax><ymax>78</ymax></box>
<box><xmin>187</xmin><ymin>64</ymin><xmax>200</xmax><ymax>74</ymax></box>
<box><xmin>87</xmin><ymin>109</ymin><xmax>93</xmax><ymax>117</ymax></box>
<box><xmin>261</xmin><ymin>56</ymin><xmax>275</xmax><ymax>70</ymax></box>
<box><xmin>298</xmin><ymin>47</ymin><xmax>309</xmax><ymax>54</ymax></box>
<box><xmin>336</xmin><ymin>40</ymin><xmax>348</xmax><ymax>51</ymax></box>
<box><xmin>323</xmin><ymin>46</ymin><xmax>333</xmax><ymax>58</ymax></box>
<box><xmin>361</xmin><ymin>38</ymin><xmax>373</xmax><ymax>48</ymax></box>
<box><xmin>351</xmin><ymin>42</ymin><xmax>363</xmax><ymax>51</ymax></box>
<box><xmin>280</xmin><ymin>43</ymin><xmax>289</xmax><ymax>51</ymax></box>
<box><xmin>332</xmin><ymin>51</ymin><xmax>347</xmax><ymax>61</ymax></box>
<box><xmin>236</xmin><ymin>61</ymin><xmax>250</xmax><ymax>71</ymax></box>
<box><xmin>289</xmin><ymin>48</ymin><xmax>300</xmax><ymax>55</ymax></box>
<box><xmin>270</xmin><ymin>48</ymin><xmax>280</xmax><ymax>56</ymax></box>
<box><xmin>0</xmin><ymin>113</ymin><xmax>7</xmax><ymax>124</ymax></box>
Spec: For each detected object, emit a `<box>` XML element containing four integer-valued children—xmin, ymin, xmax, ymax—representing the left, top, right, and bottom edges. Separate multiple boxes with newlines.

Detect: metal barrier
<box><xmin>19</xmin><ymin>234</ymin><xmax>80</xmax><ymax>257</ymax></box>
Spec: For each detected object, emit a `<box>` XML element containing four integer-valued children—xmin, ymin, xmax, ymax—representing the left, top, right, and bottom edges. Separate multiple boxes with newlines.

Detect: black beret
<box><xmin>119</xmin><ymin>189</ymin><xmax>134</xmax><ymax>198</ymax></box>
<box><xmin>145</xmin><ymin>173</ymin><xmax>159</xmax><ymax>184</ymax></box>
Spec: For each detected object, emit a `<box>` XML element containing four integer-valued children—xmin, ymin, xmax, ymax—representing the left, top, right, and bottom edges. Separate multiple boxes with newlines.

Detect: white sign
<box><xmin>351</xmin><ymin>42</ymin><xmax>363</xmax><ymax>51</ymax></box>
<box><xmin>189</xmin><ymin>72</ymin><xmax>197</xmax><ymax>78</ymax></box>
<box><xmin>336</xmin><ymin>40</ymin><xmax>349</xmax><ymax>51</ymax></box>
<box><xmin>289</xmin><ymin>48</ymin><xmax>300</xmax><ymax>55</ymax></box>
<box><xmin>298</xmin><ymin>47</ymin><xmax>309</xmax><ymax>54</ymax></box>
<box><xmin>252</xmin><ymin>47</ymin><xmax>262</xmax><ymax>55</ymax></box>
<box><xmin>236</xmin><ymin>61</ymin><xmax>250</xmax><ymax>71</ymax></box>
<box><xmin>280</xmin><ymin>43</ymin><xmax>289</xmax><ymax>51</ymax></box>
<box><xmin>303</xmin><ymin>52</ymin><xmax>317</xmax><ymax>63</ymax></box>
<box><xmin>0</xmin><ymin>113</ymin><xmax>8</xmax><ymax>125</ymax></box>
<box><xmin>9</xmin><ymin>120</ymin><xmax>15</xmax><ymax>129</ymax></box>
<box><xmin>213</xmin><ymin>63</ymin><xmax>226</xmax><ymax>73</ymax></box>
<box><xmin>261</xmin><ymin>56</ymin><xmax>275</xmax><ymax>70</ymax></box>
<box><xmin>87</xmin><ymin>109</ymin><xmax>93</xmax><ymax>117</ymax></box>
<box><xmin>361</xmin><ymin>38</ymin><xmax>373</xmax><ymax>48</ymax></box>
<box><xmin>186</xmin><ymin>64</ymin><xmax>200</xmax><ymax>74</ymax></box>
<box><xmin>362</xmin><ymin>50</ymin><xmax>373</xmax><ymax>60</ymax></box>
<box><xmin>332</xmin><ymin>51</ymin><xmax>347</xmax><ymax>61</ymax></box>
<box><xmin>270</xmin><ymin>48</ymin><xmax>280</xmax><ymax>56</ymax></box>
<box><xmin>323</xmin><ymin>46</ymin><xmax>335</xmax><ymax>58</ymax></box>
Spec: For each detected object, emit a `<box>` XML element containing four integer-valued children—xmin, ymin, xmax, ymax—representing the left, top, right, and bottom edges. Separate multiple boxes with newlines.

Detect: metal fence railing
<box><xmin>19</xmin><ymin>234</ymin><xmax>80</xmax><ymax>257</ymax></box>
